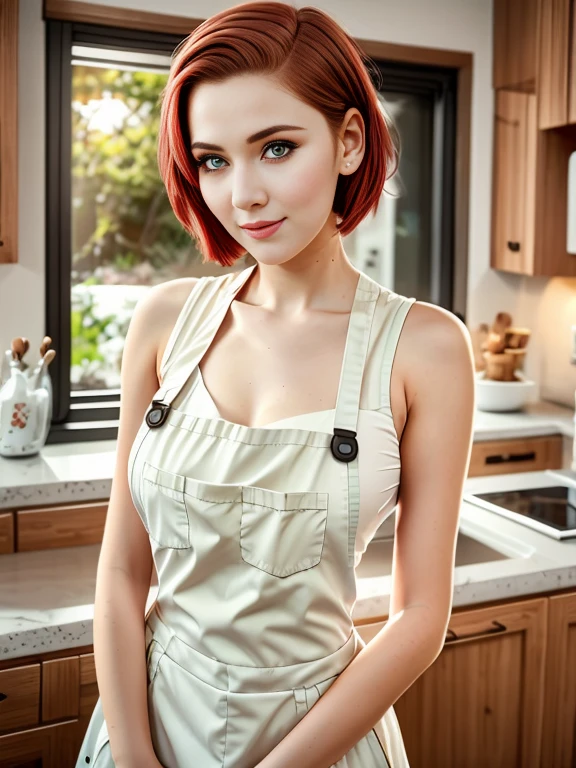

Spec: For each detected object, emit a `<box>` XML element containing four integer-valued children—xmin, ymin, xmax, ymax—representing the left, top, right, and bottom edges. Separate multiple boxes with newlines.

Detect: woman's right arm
<box><xmin>92</xmin><ymin>279</ymin><xmax>196</xmax><ymax>768</ymax></box>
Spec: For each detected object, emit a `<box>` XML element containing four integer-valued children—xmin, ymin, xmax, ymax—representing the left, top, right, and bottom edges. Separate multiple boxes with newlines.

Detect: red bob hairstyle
<box><xmin>157</xmin><ymin>1</ymin><xmax>399</xmax><ymax>267</ymax></box>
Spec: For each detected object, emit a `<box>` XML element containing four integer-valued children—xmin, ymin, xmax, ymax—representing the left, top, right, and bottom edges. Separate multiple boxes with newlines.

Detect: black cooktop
<box><xmin>473</xmin><ymin>485</ymin><xmax>576</xmax><ymax>534</ymax></box>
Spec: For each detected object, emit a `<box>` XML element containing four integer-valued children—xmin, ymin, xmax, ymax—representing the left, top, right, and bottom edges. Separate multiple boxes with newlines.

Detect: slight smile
<box><xmin>240</xmin><ymin>219</ymin><xmax>286</xmax><ymax>239</ymax></box>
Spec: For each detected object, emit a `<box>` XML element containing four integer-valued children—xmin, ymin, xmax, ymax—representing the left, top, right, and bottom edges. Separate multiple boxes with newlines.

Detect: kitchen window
<box><xmin>45</xmin><ymin>21</ymin><xmax>458</xmax><ymax>443</ymax></box>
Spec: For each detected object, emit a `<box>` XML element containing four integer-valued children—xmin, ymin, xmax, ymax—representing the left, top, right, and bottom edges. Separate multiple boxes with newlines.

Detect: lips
<box><xmin>240</xmin><ymin>219</ymin><xmax>284</xmax><ymax>230</ymax></box>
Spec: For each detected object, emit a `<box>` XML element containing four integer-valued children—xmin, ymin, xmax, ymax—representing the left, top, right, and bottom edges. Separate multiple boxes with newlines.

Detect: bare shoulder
<box><xmin>135</xmin><ymin>277</ymin><xmax>200</xmax><ymax>380</ymax></box>
<box><xmin>396</xmin><ymin>300</ymin><xmax>474</xmax><ymax>409</ymax></box>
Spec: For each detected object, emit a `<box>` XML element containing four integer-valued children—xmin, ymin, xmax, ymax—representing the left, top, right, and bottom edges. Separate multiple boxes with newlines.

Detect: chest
<box><xmin>196</xmin><ymin>301</ymin><xmax>407</xmax><ymax>439</ymax></box>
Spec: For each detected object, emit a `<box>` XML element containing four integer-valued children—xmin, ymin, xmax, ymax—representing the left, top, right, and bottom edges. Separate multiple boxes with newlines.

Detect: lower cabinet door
<box><xmin>0</xmin><ymin>719</ymin><xmax>78</xmax><ymax>768</ymax></box>
<box><xmin>356</xmin><ymin>596</ymin><xmax>547</xmax><ymax>768</ymax></box>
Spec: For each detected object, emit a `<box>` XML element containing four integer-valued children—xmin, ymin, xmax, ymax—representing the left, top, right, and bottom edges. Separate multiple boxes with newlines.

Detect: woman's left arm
<box><xmin>255</xmin><ymin>303</ymin><xmax>476</xmax><ymax>768</ymax></box>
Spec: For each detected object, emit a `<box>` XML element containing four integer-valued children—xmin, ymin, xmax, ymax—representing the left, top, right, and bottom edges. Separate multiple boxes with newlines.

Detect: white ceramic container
<box><xmin>475</xmin><ymin>370</ymin><xmax>536</xmax><ymax>412</ymax></box>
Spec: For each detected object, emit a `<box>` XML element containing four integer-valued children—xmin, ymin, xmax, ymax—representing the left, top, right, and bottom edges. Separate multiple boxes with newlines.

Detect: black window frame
<box><xmin>45</xmin><ymin>20</ymin><xmax>457</xmax><ymax>445</ymax></box>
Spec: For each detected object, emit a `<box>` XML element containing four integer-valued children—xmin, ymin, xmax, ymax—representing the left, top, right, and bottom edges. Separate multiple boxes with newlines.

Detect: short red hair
<box><xmin>157</xmin><ymin>1</ymin><xmax>398</xmax><ymax>267</ymax></box>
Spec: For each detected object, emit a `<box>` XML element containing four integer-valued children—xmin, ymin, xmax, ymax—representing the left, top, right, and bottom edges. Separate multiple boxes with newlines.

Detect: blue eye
<box><xmin>194</xmin><ymin>140</ymin><xmax>298</xmax><ymax>174</ymax></box>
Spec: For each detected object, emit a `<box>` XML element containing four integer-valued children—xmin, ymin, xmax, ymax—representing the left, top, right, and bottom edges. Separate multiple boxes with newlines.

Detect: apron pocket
<box><xmin>224</xmin><ymin>687</ymin><xmax>307</xmax><ymax>768</ymax></box>
<box><xmin>141</xmin><ymin>461</ymin><xmax>191</xmax><ymax>549</ymax></box>
<box><xmin>240</xmin><ymin>487</ymin><xmax>329</xmax><ymax>578</ymax></box>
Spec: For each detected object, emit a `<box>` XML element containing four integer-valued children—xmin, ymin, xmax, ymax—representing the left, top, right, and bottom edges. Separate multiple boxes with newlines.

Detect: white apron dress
<box><xmin>76</xmin><ymin>264</ymin><xmax>412</xmax><ymax>768</ymax></box>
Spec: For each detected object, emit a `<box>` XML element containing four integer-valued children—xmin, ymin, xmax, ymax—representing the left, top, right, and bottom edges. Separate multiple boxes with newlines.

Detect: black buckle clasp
<box><xmin>145</xmin><ymin>401</ymin><xmax>171</xmax><ymax>428</ymax></box>
<box><xmin>330</xmin><ymin>427</ymin><xmax>358</xmax><ymax>463</ymax></box>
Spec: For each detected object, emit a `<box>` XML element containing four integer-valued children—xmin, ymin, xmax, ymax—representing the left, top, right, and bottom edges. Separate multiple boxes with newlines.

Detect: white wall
<box><xmin>4</xmin><ymin>0</ymin><xmax>576</xmax><ymax>407</ymax></box>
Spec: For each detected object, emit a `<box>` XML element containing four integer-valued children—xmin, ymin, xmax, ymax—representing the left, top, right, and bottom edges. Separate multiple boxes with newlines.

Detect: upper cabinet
<box><xmin>0</xmin><ymin>0</ymin><xmax>18</xmax><ymax>265</ymax></box>
<box><xmin>492</xmin><ymin>90</ymin><xmax>576</xmax><ymax>277</ymax></box>
<box><xmin>491</xmin><ymin>91</ymin><xmax>537</xmax><ymax>274</ymax></box>
<box><xmin>494</xmin><ymin>0</ymin><xmax>576</xmax><ymax>128</ymax></box>
<box><xmin>493</xmin><ymin>0</ymin><xmax>540</xmax><ymax>90</ymax></box>
<box><xmin>538</xmin><ymin>0</ymin><xmax>575</xmax><ymax>128</ymax></box>
<box><xmin>492</xmin><ymin>0</ymin><xmax>576</xmax><ymax>276</ymax></box>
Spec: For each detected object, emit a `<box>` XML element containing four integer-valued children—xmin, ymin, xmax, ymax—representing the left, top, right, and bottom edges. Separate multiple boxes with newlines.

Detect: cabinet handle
<box><xmin>485</xmin><ymin>451</ymin><xmax>536</xmax><ymax>465</ymax></box>
<box><xmin>507</xmin><ymin>241</ymin><xmax>520</xmax><ymax>252</ymax></box>
<box><xmin>445</xmin><ymin>620</ymin><xmax>507</xmax><ymax>644</ymax></box>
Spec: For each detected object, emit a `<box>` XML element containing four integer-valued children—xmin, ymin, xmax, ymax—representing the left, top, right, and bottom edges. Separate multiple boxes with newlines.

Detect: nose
<box><xmin>230</xmin><ymin>162</ymin><xmax>268</xmax><ymax>211</ymax></box>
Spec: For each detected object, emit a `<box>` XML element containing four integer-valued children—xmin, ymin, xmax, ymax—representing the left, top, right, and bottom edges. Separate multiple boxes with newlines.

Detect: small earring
<box><xmin>346</xmin><ymin>162</ymin><xmax>351</xmax><ymax>167</ymax></box>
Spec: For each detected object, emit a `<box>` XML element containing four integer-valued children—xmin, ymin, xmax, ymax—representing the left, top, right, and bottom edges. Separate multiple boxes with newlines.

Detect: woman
<box><xmin>77</xmin><ymin>3</ymin><xmax>475</xmax><ymax>767</ymax></box>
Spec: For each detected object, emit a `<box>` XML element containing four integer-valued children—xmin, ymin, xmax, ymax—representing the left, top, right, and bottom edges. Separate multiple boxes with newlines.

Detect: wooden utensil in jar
<box><xmin>504</xmin><ymin>327</ymin><xmax>531</xmax><ymax>349</ymax></box>
<box><xmin>40</xmin><ymin>336</ymin><xmax>52</xmax><ymax>357</ymax></box>
<box><xmin>490</xmin><ymin>311</ymin><xmax>513</xmax><ymax>337</ymax></box>
<box><xmin>10</xmin><ymin>337</ymin><xmax>30</xmax><ymax>371</ymax></box>
<box><xmin>504</xmin><ymin>348</ymin><xmax>527</xmax><ymax>372</ymax></box>
<box><xmin>483</xmin><ymin>350</ymin><xmax>516</xmax><ymax>381</ymax></box>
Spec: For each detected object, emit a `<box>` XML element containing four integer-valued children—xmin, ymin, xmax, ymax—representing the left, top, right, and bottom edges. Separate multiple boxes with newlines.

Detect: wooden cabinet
<box><xmin>15</xmin><ymin>500</ymin><xmax>108</xmax><ymax>552</ymax></box>
<box><xmin>492</xmin><ymin>0</ymin><xmax>576</xmax><ymax>276</ymax></box>
<box><xmin>0</xmin><ymin>513</ymin><xmax>15</xmax><ymax>554</ymax></box>
<box><xmin>491</xmin><ymin>90</ymin><xmax>537</xmax><ymax>273</ymax></box>
<box><xmin>0</xmin><ymin>0</ymin><xmax>18</xmax><ymax>265</ymax></box>
<box><xmin>493</xmin><ymin>0</ymin><xmax>540</xmax><ymax>90</ymax></box>
<box><xmin>357</xmin><ymin>596</ymin><xmax>550</xmax><ymax>768</ymax></box>
<box><xmin>541</xmin><ymin>591</ymin><xmax>576</xmax><ymax>765</ymax></box>
<box><xmin>468</xmin><ymin>434</ymin><xmax>563</xmax><ymax>476</ymax></box>
<box><xmin>0</xmin><ymin>720</ymin><xmax>83</xmax><ymax>768</ymax></box>
<box><xmin>0</xmin><ymin>665</ymin><xmax>41</xmax><ymax>732</ymax></box>
<box><xmin>538</xmin><ymin>0</ymin><xmax>575</xmax><ymax>128</ymax></box>
<box><xmin>491</xmin><ymin>89</ymin><xmax>576</xmax><ymax>276</ymax></box>
<box><xmin>0</xmin><ymin>652</ymin><xmax>97</xmax><ymax>768</ymax></box>
<box><xmin>0</xmin><ymin>500</ymin><xmax>108</xmax><ymax>554</ymax></box>
<box><xmin>494</xmin><ymin>0</ymin><xmax>576</xmax><ymax>128</ymax></box>
<box><xmin>571</xmin><ymin>3</ymin><xmax>576</xmax><ymax>124</ymax></box>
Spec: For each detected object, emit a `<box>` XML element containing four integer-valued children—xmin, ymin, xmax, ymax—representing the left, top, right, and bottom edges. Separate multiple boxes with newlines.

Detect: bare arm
<box><xmin>255</xmin><ymin>303</ymin><xmax>476</xmax><ymax>768</ymax></box>
<box><xmin>93</xmin><ymin>278</ymin><xmax>196</xmax><ymax>767</ymax></box>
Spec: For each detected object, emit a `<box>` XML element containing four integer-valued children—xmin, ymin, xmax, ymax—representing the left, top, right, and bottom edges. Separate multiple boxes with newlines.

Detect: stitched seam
<box><xmin>130</xmin><ymin>426</ymin><xmax>150</xmax><ymax>525</ymax></box>
<box><xmin>140</xmin><ymin>481</ymin><xmax>191</xmax><ymax>549</ymax></box>
<box><xmin>241</xmin><ymin>502</ymin><xmax>327</xmax><ymax>512</ymax></box>
<box><xmin>161</xmin><ymin>627</ymin><xmax>355</xmax><ymax>673</ymax></box>
<box><xmin>168</xmin><ymin>419</ymin><xmax>330</xmax><ymax>448</ymax></box>
<box><xmin>222</xmin><ymin>682</ymin><xmax>229</xmax><ymax>767</ymax></box>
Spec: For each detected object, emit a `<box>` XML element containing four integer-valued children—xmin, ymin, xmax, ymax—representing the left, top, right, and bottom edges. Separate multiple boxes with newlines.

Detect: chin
<box><xmin>248</xmin><ymin>253</ymin><xmax>298</xmax><ymax>268</ymax></box>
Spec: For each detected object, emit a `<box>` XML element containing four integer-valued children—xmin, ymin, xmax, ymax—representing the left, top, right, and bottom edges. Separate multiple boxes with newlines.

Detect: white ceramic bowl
<box><xmin>475</xmin><ymin>370</ymin><xmax>536</xmax><ymax>412</ymax></box>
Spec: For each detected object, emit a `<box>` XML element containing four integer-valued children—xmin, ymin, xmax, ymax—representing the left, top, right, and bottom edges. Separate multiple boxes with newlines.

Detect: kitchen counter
<box><xmin>1</xmin><ymin>466</ymin><xmax>575</xmax><ymax>662</ymax></box>
<box><xmin>0</xmin><ymin>400</ymin><xmax>573</xmax><ymax>510</ymax></box>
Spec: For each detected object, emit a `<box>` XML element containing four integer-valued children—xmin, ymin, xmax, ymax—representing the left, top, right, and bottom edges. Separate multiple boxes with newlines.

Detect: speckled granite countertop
<box><xmin>0</xmin><ymin>401</ymin><xmax>574</xmax><ymax>662</ymax></box>
<box><xmin>0</xmin><ymin>400</ymin><xmax>573</xmax><ymax>511</ymax></box>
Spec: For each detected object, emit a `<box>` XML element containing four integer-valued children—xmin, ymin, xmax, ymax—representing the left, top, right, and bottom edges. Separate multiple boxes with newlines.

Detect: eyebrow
<box><xmin>190</xmin><ymin>124</ymin><xmax>306</xmax><ymax>152</ymax></box>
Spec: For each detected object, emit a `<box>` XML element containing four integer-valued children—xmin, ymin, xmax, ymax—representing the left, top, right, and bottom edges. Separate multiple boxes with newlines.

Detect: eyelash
<box><xmin>193</xmin><ymin>140</ymin><xmax>299</xmax><ymax>174</ymax></box>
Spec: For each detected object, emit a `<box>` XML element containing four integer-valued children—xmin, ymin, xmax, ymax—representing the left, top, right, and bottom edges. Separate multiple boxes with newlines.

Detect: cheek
<box><xmin>279</xmin><ymin>162</ymin><xmax>336</xmax><ymax>210</ymax></box>
<box><xmin>198</xmin><ymin>178</ymin><xmax>227</xmax><ymax>216</ymax></box>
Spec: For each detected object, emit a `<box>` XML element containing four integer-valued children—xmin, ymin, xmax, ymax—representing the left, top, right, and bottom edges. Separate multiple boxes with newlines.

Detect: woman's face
<box><xmin>187</xmin><ymin>73</ymin><xmax>346</xmax><ymax>267</ymax></box>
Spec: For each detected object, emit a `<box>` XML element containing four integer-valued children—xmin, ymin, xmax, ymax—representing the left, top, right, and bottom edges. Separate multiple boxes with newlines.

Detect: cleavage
<box><xmin>198</xmin><ymin>303</ymin><xmax>352</xmax><ymax>429</ymax></box>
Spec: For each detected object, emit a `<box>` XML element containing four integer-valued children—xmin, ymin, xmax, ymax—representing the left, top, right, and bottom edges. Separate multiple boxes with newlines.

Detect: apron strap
<box><xmin>330</xmin><ymin>274</ymin><xmax>380</xmax><ymax>565</ymax></box>
<box><xmin>146</xmin><ymin>265</ymin><xmax>257</xmax><ymax>427</ymax></box>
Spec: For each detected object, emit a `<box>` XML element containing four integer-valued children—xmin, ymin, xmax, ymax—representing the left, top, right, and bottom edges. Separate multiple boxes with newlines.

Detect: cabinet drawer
<box><xmin>0</xmin><ymin>664</ymin><xmax>40</xmax><ymax>733</ymax></box>
<box><xmin>468</xmin><ymin>435</ymin><xmax>563</xmax><ymax>476</ymax></box>
<box><xmin>16</xmin><ymin>500</ymin><xmax>108</xmax><ymax>551</ymax></box>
